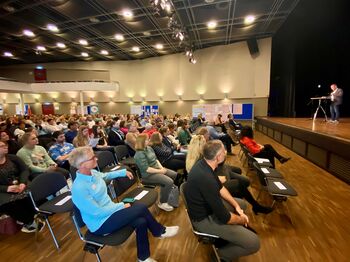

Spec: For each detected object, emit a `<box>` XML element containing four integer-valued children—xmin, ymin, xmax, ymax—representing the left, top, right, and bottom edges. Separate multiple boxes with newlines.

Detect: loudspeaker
<box><xmin>247</xmin><ymin>38</ymin><xmax>259</xmax><ymax>57</ymax></box>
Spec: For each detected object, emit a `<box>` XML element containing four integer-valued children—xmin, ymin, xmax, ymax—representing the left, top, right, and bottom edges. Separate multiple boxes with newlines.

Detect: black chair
<box><xmin>71</xmin><ymin>205</ymin><xmax>134</xmax><ymax>262</ymax></box>
<box><xmin>95</xmin><ymin>150</ymin><xmax>118</xmax><ymax>172</ymax></box>
<box><xmin>28</xmin><ymin>172</ymin><xmax>73</xmax><ymax>249</ymax></box>
<box><xmin>252</xmin><ymin>162</ymin><xmax>297</xmax><ymax>224</ymax></box>
<box><xmin>180</xmin><ymin>182</ymin><xmax>222</xmax><ymax>262</ymax></box>
<box><xmin>114</xmin><ymin>145</ymin><xmax>136</xmax><ymax>167</ymax></box>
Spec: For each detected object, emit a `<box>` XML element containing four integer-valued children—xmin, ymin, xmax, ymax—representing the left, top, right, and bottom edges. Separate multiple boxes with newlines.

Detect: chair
<box><xmin>71</xmin><ymin>205</ymin><xmax>134</xmax><ymax>262</ymax></box>
<box><xmin>180</xmin><ymin>182</ymin><xmax>222</xmax><ymax>262</ymax></box>
<box><xmin>252</xmin><ymin>162</ymin><xmax>297</xmax><ymax>224</ymax></box>
<box><xmin>95</xmin><ymin>150</ymin><xmax>117</xmax><ymax>172</ymax></box>
<box><xmin>28</xmin><ymin>172</ymin><xmax>73</xmax><ymax>249</ymax></box>
<box><xmin>114</xmin><ymin>145</ymin><xmax>136</xmax><ymax>167</ymax></box>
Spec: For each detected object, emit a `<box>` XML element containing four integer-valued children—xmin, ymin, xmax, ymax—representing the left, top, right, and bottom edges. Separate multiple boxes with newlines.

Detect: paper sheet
<box><xmin>134</xmin><ymin>190</ymin><xmax>149</xmax><ymax>200</ymax></box>
<box><xmin>261</xmin><ymin>168</ymin><xmax>270</xmax><ymax>174</ymax></box>
<box><xmin>110</xmin><ymin>165</ymin><xmax>121</xmax><ymax>171</ymax></box>
<box><xmin>55</xmin><ymin>195</ymin><xmax>72</xmax><ymax>206</ymax></box>
<box><xmin>254</xmin><ymin>157</ymin><xmax>270</xmax><ymax>163</ymax></box>
<box><xmin>273</xmin><ymin>182</ymin><xmax>287</xmax><ymax>190</ymax></box>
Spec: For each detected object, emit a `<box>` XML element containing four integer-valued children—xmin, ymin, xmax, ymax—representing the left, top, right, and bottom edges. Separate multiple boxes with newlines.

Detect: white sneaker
<box><xmin>138</xmin><ymin>258</ymin><xmax>157</xmax><ymax>262</ymax></box>
<box><xmin>160</xmin><ymin>226</ymin><xmax>179</xmax><ymax>239</ymax></box>
<box><xmin>157</xmin><ymin>202</ymin><xmax>174</xmax><ymax>212</ymax></box>
<box><xmin>334</xmin><ymin>120</ymin><xmax>339</xmax><ymax>124</ymax></box>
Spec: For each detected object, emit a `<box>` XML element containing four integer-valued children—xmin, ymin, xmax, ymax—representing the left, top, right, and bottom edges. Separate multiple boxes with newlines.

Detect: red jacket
<box><xmin>240</xmin><ymin>137</ymin><xmax>261</xmax><ymax>155</ymax></box>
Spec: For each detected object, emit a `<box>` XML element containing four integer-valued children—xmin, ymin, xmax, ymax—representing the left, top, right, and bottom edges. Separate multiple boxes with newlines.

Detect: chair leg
<box><xmin>211</xmin><ymin>245</ymin><xmax>221</xmax><ymax>262</ymax></box>
<box><xmin>46</xmin><ymin>218</ymin><xmax>60</xmax><ymax>250</ymax></box>
<box><xmin>95</xmin><ymin>252</ymin><xmax>102</xmax><ymax>262</ymax></box>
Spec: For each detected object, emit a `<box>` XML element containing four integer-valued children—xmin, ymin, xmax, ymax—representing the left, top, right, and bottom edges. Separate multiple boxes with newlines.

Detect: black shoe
<box><xmin>280</xmin><ymin>157</ymin><xmax>291</xmax><ymax>164</ymax></box>
<box><xmin>253</xmin><ymin>205</ymin><xmax>273</xmax><ymax>215</ymax></box>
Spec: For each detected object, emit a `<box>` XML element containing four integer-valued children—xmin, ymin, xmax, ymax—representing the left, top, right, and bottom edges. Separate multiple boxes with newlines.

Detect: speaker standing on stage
<box><xmin>328</xmin><ymin>84</ymin><xmax>343</xmax><ymax>123</ymax></box>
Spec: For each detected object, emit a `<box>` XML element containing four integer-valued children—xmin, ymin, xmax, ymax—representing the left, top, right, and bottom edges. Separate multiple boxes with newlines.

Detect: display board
<box><xmin>192</xmin><ymin>103</ymin><xmax>254</xmax><ymax>122</ymax></box>
<box><xmin>130</xmin><ymin>105</ymin><xmax>159</xmax><ymax>117</ymax></box>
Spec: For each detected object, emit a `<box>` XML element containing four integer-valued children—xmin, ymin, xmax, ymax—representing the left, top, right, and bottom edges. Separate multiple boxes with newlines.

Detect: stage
<box><xmin>255</xmin><ymin>117</ymin><xmax>350</xmax><ymax>184</ymax></box>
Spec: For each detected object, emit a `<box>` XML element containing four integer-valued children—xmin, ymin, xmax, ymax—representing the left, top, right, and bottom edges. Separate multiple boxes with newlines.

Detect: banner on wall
<box><xmin>70</xmin><ymin>104</ymin><xmax>77</xmax><ymax>115</ymax></box>
<box><xmin>130</xmin><ymin>105</ymin><xmax>158</xmax><ymax>117</ymax></box>
<box><xmin>15</xmin><ymin>104</ymin><xmax>31</xmax><ymax>115</ymax></box>
<box><xmin>87</xmin><ymin>104</ymin><xmax>99</xmax><ymax>115</ymax></box>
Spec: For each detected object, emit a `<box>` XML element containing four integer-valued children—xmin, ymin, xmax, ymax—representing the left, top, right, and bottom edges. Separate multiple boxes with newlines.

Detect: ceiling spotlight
<box><xmin>23</xmin><ymin>29</ymin><xmax>35</xmax><ymax>37</ymax></box>
<box><xmin>36</xmin><ymin>65</ymin><xmax>43</xmax><ymax>69</ymax></box>
<box><xmin>79</xmin><ymin>39</ymin><xmax>88</xmax><ymax>45</ymax></box>
<box><xmin>185</xmin><ymin>49</ymin><xmax>193</xmax><ymax>57</ymax></box>
<box><xmin>114</xmin><ymin>34</ymin><xmax>124</xmax><ymax>41</ymax></box>
<box><xmin>132</xmin><ymin>46</ymin><xmax>140</xmax><ymax>52</ymax></box>
<box><xmin>100</xmin><ymin>50</ymin><xmax>109</xmax><ymax>55</ymax></box>
<box><xmin>176</xmin><ymin>31</ymin><xmax>184</xmax><ymax>41</ymax></box>
<box><xmin>155</xmin><ymin>43</ymin><xmax>163</xmax><ymax>50</ymax></box>
<box><xmin>244</xmin><ymin>15</ymin><xmax>255</xmax><ymax>25</ymax></box>
<box><xmin>47</xmin><ymin>24</ymin><xmax>59</xmax><ymax>32</ymax></box>
<box><xmin>123</xmin><ymin>9</ymin><xmax>133</xmax><ymax>19</ymax></box>
<box><xmin>36</xmin><ymin>45</ymin><xmax>46</xmax><ymax>51</ymax></box>
<box><xmin>189</xmin><ymin>57</ymin><xmax>197</xmax><ymax>64</ymax></box>
<box><xmin>56</xmin><ymin>42</ymin><xmax>66</xmax><ymax>48</ymax></box>
<box><xmin>207</xmin><ymin>20</ymin><xmax>217</xmax><ymax>29</ymax></box>
<box><xmin>81</xmin><ymin>52</ymin><xmax>89</xmax><ymax>57</ymax></box>
<box><xmin>3</xmin><ymin>51</ymin><xmax>13</xmax><ymax>57</ymax></box>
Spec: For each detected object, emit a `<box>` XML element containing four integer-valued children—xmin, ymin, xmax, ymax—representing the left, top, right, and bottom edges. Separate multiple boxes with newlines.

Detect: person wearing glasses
<box><xmin>69</xmin><ymin>147</ymin><xmax>179</xmax><ymax>262</ymax></box>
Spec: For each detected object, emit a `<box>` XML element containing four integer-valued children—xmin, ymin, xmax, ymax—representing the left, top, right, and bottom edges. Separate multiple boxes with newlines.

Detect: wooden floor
<box><xmin>259</xmin><ymin>117</ymin><xmax>350</xmax><ymax>142</ymax></box>
<box><xmin>1</xmin><ymin>131</ymin><xmax>350</xmax><ymax>262</ymax></box>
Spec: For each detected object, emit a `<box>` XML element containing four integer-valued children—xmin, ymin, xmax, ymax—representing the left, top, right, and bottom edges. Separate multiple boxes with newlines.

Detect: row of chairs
<box><xmin>238</xmin><ymin>143</ymin><xmax>298</xmax><ymax>224</ymax></box>
<box><xmin>27</xmin><ymin>145</ymin><xmax>160</xmax><ymax>261</ymax></box>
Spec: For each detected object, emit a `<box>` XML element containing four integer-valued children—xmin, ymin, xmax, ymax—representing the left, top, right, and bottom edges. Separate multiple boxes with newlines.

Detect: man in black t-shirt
<box><xmin>184</xmin><ymin>140</ymin><xmax>260</xmax><ymax>262</ymax></box>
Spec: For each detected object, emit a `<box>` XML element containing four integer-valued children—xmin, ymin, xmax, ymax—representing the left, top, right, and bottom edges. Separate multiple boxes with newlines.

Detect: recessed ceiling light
<box><xmin>56</xmin><ymin>42</ymin><xmax>66</xmax><ymax>48</ymax></box>
<box><xmin>123</xmin><ymin>9</ymin><xmax>133</xmax><ymax>19</ymax></box>
<box><xmin>79</xmin><ymin>39</ymin><xmax>88</xmax><ymax>45</ymax></box>
<box><xmin>37</xmin><ymin>45</ymin><xmax>46</xmax><ymax>51</ymax></box>
<box><xmin>132</xmin><ymin>46</ymin><xmax>140</xmax><ymax>52</ymax></box>
<box><xmin>205</xmin><ymin>0</ymin><xmax>215</xmax><ymax>3</ymax></box>
<box><xmin>47</xmin><ymin>24</ymin><xmax>59</xmax><ymax>32</ymax></box>
<box><xmin>155</xmin><ymin>43</ymin><xmax>163</xmax><ymax>50</ymax></box>
<box><xmin>207</xmin><ymin>20</ymin><xmax>217</xmax><ymax>29</ymax></box>
<box><xmin>114</xmin><ymin>34</ymin><xmax>124</xmax><ymax>41</ymax></box>
<box><xmin>23</xmin><ymin>29</ymin><xmax>35</xmax><ymax>37</ymax></box>
<box><xmin>244</xmin><ymin>15</ymin><xmax>255</xmax><ymax>25</ymax></box>
<box><xmin>100</xmin><ymin>50</ymin><xmax>109</xmax><ymax>55</ymax></box>
<box><xmin>36</xmin><ymin>65</ymin><xmax>43</xmax><ymax>70</ymax></box>
<box><xmin>81</xmin><ymin>52</ymin><xmax>89</xmax><ymax>57</ymax></box>
<box><xmin>3</xmin><ymin>51</ymin><xmax>13</xmax><ymax>57</ymax></box>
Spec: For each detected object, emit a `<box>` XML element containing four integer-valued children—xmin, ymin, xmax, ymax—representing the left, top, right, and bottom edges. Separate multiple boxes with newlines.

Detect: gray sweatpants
<box><xmin>142</xmin><ymin>169</ymin><xmax>177</xmax><ymax>203</ymax></box>
<box><xmin>193</xmin><ymin>198</ymin><xmax>260</xmax><ymax>262</ymax></box>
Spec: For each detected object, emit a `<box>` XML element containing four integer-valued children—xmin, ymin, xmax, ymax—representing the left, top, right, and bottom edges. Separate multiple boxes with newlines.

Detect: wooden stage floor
<box><xmin>258</xmin><ymin>117</ymin><xmax>350</xmax><ymax>142</ymax></box>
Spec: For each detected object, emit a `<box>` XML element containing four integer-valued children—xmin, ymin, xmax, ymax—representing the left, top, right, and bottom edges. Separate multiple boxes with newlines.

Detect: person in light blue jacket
<box><xmin>69</xmin><ymin>147</ymin><xmax>179</xmax><ymax>262</ymax></box>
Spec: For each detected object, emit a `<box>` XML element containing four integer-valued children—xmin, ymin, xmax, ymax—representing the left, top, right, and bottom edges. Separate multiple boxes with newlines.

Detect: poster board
<box><xmin>130</xmin><ymin>105</ymin><xmax>159</xmax><ymax>117</ymax></box>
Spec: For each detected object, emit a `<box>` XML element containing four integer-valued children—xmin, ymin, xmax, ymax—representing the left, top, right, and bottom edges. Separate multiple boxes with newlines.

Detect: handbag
<box><xmin>0</xmin><ymin>215</ymin><xmax>21</xmax><ymax>235</ymax></box>
<box><xmin>167</xmin><ymin>185</ymin><xmax>179</xmax><ymax>208</ymax></box>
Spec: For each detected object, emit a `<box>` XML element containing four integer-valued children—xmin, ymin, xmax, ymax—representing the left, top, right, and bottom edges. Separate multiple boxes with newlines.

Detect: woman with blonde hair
<box><xmin>186</xmin><ymin>134</ymin><xmax>273</xmax><ymax>215</ymax></box>
<box><xmin>73</xmin><ymin>125</ymin><xmax>90</xmax><ymax>148</ymax></box>
<box><xmin>134</xmin><ymin>134</ymin><xmax>177</xmax><ymax>212</ymax></box>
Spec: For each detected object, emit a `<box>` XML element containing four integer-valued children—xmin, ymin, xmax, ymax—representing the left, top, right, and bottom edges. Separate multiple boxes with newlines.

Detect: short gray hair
<box><xmin>202</xmin><ymin>140</ymin><xmax>224</xmax><ymax>160</ymax></box>
<box><xmin>68</xmin><ymin>146</ymin><xmax>94</xmax><ymax>168</ymax></box>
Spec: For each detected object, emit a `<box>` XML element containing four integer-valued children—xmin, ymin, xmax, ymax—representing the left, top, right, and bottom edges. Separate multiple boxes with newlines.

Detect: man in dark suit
<box><xmin>329</xmin><ymin>83</ymin><xmax>343</xmax><ymax>123</ymax></box>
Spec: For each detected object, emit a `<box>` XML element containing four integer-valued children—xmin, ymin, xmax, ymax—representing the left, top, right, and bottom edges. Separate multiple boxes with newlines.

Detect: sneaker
<box><xmin>280</xmin><ymin>157</ymin><xmax>291</xmax><ymax>164</ymax></box>
<box><xmin>334</xmin><ymin>120</ymin><xmax>339</xmax><ymax>124</ymax></box>
<box><xmin>138</xmin><ymin>258</ymin><xmax>157</xmax><ymax>262</ymax></box>
<box><xmin>160</xmin><ymin>226</ymin><xmax>179</xmax><ymax>239</ymax></box>
<box><xmin>157</xmin><ymin>202</ymin><xmax>174</xmax><ymax>212</ymax></box>
<box><xmin>21</xmin><ymin>220</ymin><xmax>45</xmax><ymax>233</ymax></box>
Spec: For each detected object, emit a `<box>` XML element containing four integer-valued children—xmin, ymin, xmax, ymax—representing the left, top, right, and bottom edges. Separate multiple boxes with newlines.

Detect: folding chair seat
<box><xmin>71</xmin><ymin>205</ymin><xmax>134</xmax><ymax>262</ymax></box>
<box><xmin>114</xmin><ymin>145</ymin><xmax>137</xmax><ymax>167</ymax></box>
<box><xmin>28</xmin><ymin>172</ymin><xmax>73</xmax><ymax>249</ymax></box>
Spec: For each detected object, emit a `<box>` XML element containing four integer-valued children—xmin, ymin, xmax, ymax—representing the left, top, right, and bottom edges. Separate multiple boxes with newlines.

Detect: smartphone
<box><xmin>122</xmin><ymin>197</ymin><xmax>135</xmax><ymax>203</ymax></box>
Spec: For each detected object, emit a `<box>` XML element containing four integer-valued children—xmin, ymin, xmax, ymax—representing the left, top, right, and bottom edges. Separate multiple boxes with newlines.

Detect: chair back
<box><xmin>95</xmin><ymin>151</ymin><xmax>116</xmax><ymax>170</ymax></box>
<box><xmin>113</xmin><ymin>177</ymin><xmax>136</xmax><ymax>197</ymax></box>
<box><xmin>70</xmin><ymin>166</ymin><xmax>78</xmax><ymax>181</ymax></box>
<box><xmin>114</xmin><ymin>145</ymin><xmax>130</xmax><ymax>161</ymax></box>
<box><xmin>252</xmin><ymin>162</ymin><xmax>268</xmax><ymax>186</ymax></box>
<box><xmin>29</xmin><ymin>172</ymin><xmax>68</xmax><ymax>202</ymax></box>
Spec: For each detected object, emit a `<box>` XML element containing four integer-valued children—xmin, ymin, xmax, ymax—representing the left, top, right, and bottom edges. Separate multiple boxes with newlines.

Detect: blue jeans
<box><xmin>330</xmin><ymin>103</ymin><xmax>340</xmax><ymax>120</ymax></box>
<box><xmin>93</xmin><ymin>203</ymin><xmax>165</xmax><ymax>260</ymax></box>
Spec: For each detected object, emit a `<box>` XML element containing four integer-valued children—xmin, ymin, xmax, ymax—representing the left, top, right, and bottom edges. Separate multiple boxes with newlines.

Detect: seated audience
<box><xmin>125</xmin><ymin>125</ymin><xmax>139</xmax><ymax>152</ymax></box>
<box><xmin>184</xmin><ymin>140</ymin><xmax>260</xmax><ymax>262</ymax></box>
<box><xmin>13</xmin><ymin>120</ymin><xmax>27</xmax><ymax>139</ymax></box>
<box><xmin>206</xmin><ymin>125</ymin><xmax>235</xmax><ymax>155</ymax></box>
<box><xmin>0</xmin><ymin>131</ymin><xmax>21</xmax><ymax>154</ymax></box>
<box><xmin>177</xmin><ymin>119</ymin><xmax>192</xmax><ymax>146</ymax></box>
<box><xmin>149</xmin><ymin>132</ymin><xmax>186</xmax><ymax>175</ymax></box>
<box><xmin>227</xmin><ymin>114</ymin><xmax>242</xmax><ymax>130</ymax></box>
<box><xmin>16</xmin><ymin>133</ymin><xmax>69</xmax><ymax>179</ymax></box>
<box><xmin>108</xmin><ymin>121</ymin><xmax>126</xmax><ymax>146</ymax></box>
<box><xmin>119</xmin><ymin>120</ymin><xmax>129</xmax><ymax>135</ymax></box>
<box><xmin>65</xmin><ymin>121</ymin><xmax>78</xmax><ymax>144</ymax></box>
<box><xmin>44</xmin><ymin>118</ymin><xmax>62</xmax><ymax>134</ymax></box>
<box><xmin>48</xmin><ymin>131</ymin><xmax>75</xmax><ymax>170</ymax></box>
<box><xmin>134</xmin><ymin>134</ymin><xmax>177</xmax><ymax>212</ymax></box>
<box><xmin>214</xmin><ymin>113</ymin><xmax>227</xmax><ymax>133</ymax></box>
<box><xmin>142</xmin><ymin>123</ymin><xmax>157</xmax><ymax>138</ymax></box>
<box><xmin>166</xmin><ymin>123</ymin><xmax>180</xmax><ymax>147</ymax></box>
<box><xmin>240</xmin><ymin>126</ymin><xmax>290</xmax><ymax>168</ymax></box>
<box><xmin>0</xmin><ymin>141</ymin><xmax>45</xmax><ymax>233</ymax></box>
<box><xmin>69</xmin><ymin>146</ymin><xmax>179</xmax><ymax>262</ymax></box>
<box><xmin>186</xmin><ymin>134</ymin><xmax>272</xmax><ymax>214</ymax></box>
